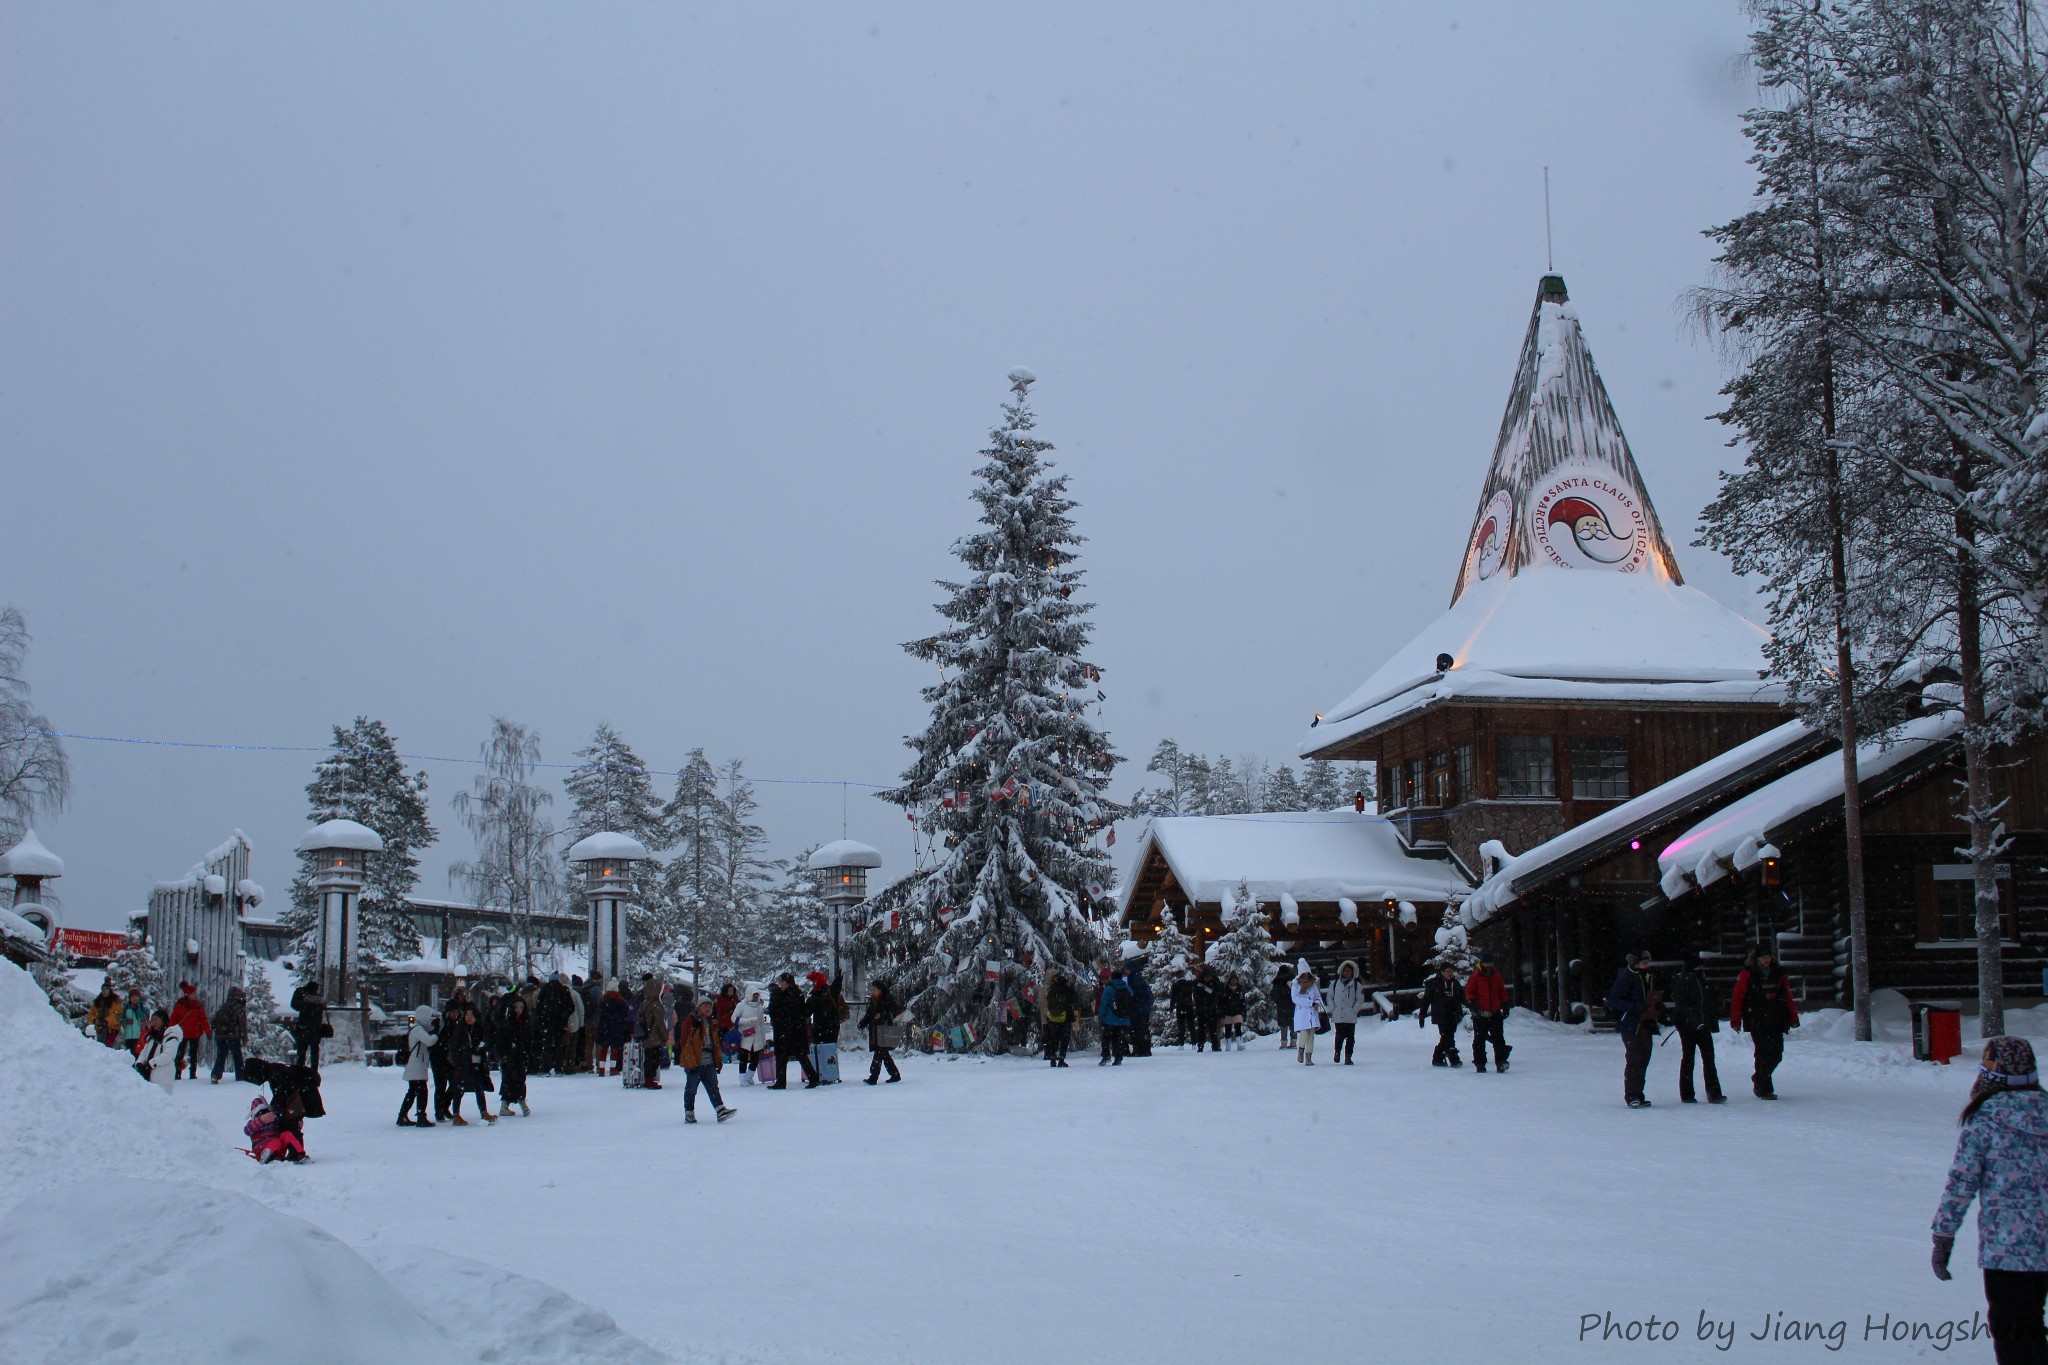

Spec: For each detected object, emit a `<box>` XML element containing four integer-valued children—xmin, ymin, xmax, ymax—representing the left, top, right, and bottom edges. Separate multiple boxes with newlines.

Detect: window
<box><xmin>1405</xmin><ymin>757</ymin><xmax>1423</xmax><ymax>809</ymax></box>
<box><xmin>1453</xmin><ymin>743</ymin><xmax>1474</xmax><ymax>806</ymax></box>
<box><xmin>1496</xmin><ymin>736</ymin><xmax>1556</xmax><ymax>798</ymax></box>
<box><xmin>1570</xmin><ymin>737</ymin><xmax>1630</xmax><ymax>800</ymax></box>
<box><xmin>1925</xmin><ymin>864</ymin><xmax>2016</xmax><ymax>942</ymax></box>
<box><xmin>1426</xmin><ymin>749</ymin><xmax>1450</xmax><ymax>806</ymax></box>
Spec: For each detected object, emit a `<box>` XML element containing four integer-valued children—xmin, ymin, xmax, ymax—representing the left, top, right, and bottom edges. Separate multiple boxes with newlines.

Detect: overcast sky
<box><xmin>3</xmin><ymin>3</ymin><xmax>1761</xmax><ymax>930</ymax></box>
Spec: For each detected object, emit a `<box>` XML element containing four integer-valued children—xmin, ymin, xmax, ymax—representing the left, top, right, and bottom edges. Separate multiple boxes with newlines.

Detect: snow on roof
<box><xmin>295</xmin><ymin>819</ymin><xmax>385</xmax><ymax>854</ymax></box>
<box><xmin>1462</xmin><ymin>718</ymin><xmax>1823</xmax><ymax>928</ymax></box>
<box><xmin>0</xmin><ymin>829</ymin><xmax>63</xmax><ymax>879</ymax></box>
<box><xmin>808</xmin><ymin>839</ymin><xmax>883</xmax><ymax>869</ymax></box>
<box><xmin>1657</xmin><ymin>710</ymin><xmax>1963</xmax><ymax>899</ymax></box>
<box><xmin>1121</xmin><ymin>810</ymin><xmax>1471</xmax><ymax>916</ymax></box>
<box><xmin>0</xmin><ymin>904</ymin><xmax>48</xmax><ymax>944</ymax></box>
<box><xmin>236</xmin><ymin>879</ymin><xmax>265</xmax><ymax>905</ymax></box>
<box><xmin>1304</xmin><ymin>569</ymin><xmax>1778</xmax><ymax>756</ymax></box>
<box><xmin>564</xmin><ymin>831</ymin><xmax>651</xmax><ymax>864</ymax></box>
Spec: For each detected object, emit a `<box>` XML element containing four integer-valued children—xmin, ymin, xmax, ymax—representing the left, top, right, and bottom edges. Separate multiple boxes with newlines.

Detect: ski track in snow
<box><xmin>3</xmin><ymin>957</ymin><xmax>2021</xmax><ymax>1363</ymax></box>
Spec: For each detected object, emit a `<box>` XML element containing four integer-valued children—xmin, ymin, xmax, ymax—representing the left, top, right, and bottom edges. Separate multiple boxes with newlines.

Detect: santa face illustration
<box><xmin>1547</xmin><ymin>496</ymin><xmax>1633</xmax><ymax>564</ymax></box>
<box><xmin>1465</xmin><ymin>489</ymin><xmax>1514</xmax><ymax>583</ymax></box>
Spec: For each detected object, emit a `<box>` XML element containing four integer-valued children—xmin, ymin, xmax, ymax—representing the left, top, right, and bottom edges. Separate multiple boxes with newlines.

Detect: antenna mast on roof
<box><xmin>1543</xmin><ymin>166</ymin><xmax>1554</xmax><ymax>272</ymax></box>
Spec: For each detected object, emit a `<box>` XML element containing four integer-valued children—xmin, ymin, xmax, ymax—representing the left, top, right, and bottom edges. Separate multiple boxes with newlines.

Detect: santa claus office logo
<box><xmin>1529</xmin><ymin>463</ymin><xmax>1650</xmax><ymax>572</ymax></box>
<box><xmin>1465</xmin><ymin>488</ymin><xmax>1514</xmax><ymax>583</ymax></box>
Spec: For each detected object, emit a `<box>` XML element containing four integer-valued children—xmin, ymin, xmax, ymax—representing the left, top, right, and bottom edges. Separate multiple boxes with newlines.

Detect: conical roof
<box><xmin>1450</xmin><ymin>274</ymin><xmax>1683</xmax><ymax>605</ymax></box>
<box><xmin>1301</xmin><ymin>276</ymin><xmax>1777</xmax><ymax>761</ymax></box>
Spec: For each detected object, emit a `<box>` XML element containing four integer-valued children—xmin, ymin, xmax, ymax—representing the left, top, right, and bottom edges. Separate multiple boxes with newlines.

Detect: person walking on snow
<box><xmin>535</xmin><ymin>972</ymin><xmax>574</xmax><ymax>1074</ymax></box>
<box><xmin>594</xmin><ymin>979</ymin><xmax>631</xmax><ymax>1077</ymax></box>
<box><xmin>168</xmin><ymin>982</ymin><xmax>211</xmax><ymax>1080</ymax></box>
<box><xmin>1931</xmin><ymin>1036</ymin><xmax>2048</xmax><ymax>1364</ymax></box>
<box><xmin>1096</xmin><ymin>966</ymin><xmax>1134</xmax><ymax>1066</ymax></box>
<box><xmin>398</xmin><ymin>1009</ymin><xmax>438</xmax><ymax>1126</ymax></box>
<box><xmin>1290</xmin><ymin>961</ymin><xmax>1325</xmax><ymax>1065</ymax></box>
<box><xmin>1729</xmin><ymin>944</ymin><xmax>1798</xmax><ymax>1100</ymax></box>
<box><xmin>86</xmin><ymin>985</ymin><xmax>123</xmax><ymax>1048</ymax></box>
<box><xmin>1464</xmin><ymin>953</ymin><xmax>1511</xmax><ymax>1073</ymax></box>
<box><xmin>1214</xmin><ymin>971</ymin><xmax>1248</xmax><ymax>1051</ymax></box>
<box><xmin>636</xmin><ymin>976</ymin><xmax>670</xmax><ymax>1090</ymax></box>
<box><xmin>442</xmin><ymin>997</ymin><xmax>495</xmax><ymax>1124</ymax></box>
<box><xmin>677</xmin><ymin>998</ymin><xmax>738</xmax><ymax>1123</ymax></box>
<box><xmin>1123</xmin><ymin>949</ymin><xmax>1155</xmax><ymax>1057</ymax></box>
<box><xmin>1271</xmin><ymin>964</ymin><xmax>1297</xmax><ymax>1049</ymax></box>
<box><xmin>1669</xmin><ymin>950</ymin><xmax>1725</xmax><ymax>1105</ymax></box>
<box><xmin>1170</xmin><ymin>968</ymin><xmax>1197</xmax><ymax>1049</ymax></box>
<box><xmin>209</xmin><ymin>985</ymin><xmax>248</xmax><ymax>1084</ymax></box>
<box><xmin>497</xmin><ymin>993</ymin><xmax>535</xmax><ymax>1116</ymax></box>
<box><xmin>1605</xmin><ymin>950</ymin><xmax>1661</xmax><ymax>1109</ymax></box>
<box><xmin>1420</xmin><ymin>962</ymin><xmax>1465</xmax><ymax>1067</ymax></box>
<box><xmin>861</xmin><ymin>981</ymin><xmax>904</xmax><ymax>1084</ymax></box>
<box><xmin>735</xmin><ymin>987</ymin><xmax>768</xmax><ymax>1083</ymax></box>
<box><xmin>1327</xmin><ymin>960</ymin><xmax>1366</xmax><ymax>1065</ymax></box>
<box><xmin>1041</xmin><ymin>969</ymin><xmax>1079</xmax><ymax>1067</ymax></box>
<box><xmin>136</xmin><ymin>1008</ymin><xmax>178</xmax><ymax>1093</ymax></box>
<box><xmin>120</xmin><ymin>986</ymin><xmax>148</xmax><ymax>1054</ymax></box>
<box><xmin>289</xmin><ymin>979</ymin><xmax>327</xmax><ymax>1072</ymax></box>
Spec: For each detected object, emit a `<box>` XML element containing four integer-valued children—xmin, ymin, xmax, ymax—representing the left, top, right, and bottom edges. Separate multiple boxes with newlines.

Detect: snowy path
<box><xmin>159</xmin><ymin>1014</ymin><xmax>1990</xmax><ymax>1364</ymax></box>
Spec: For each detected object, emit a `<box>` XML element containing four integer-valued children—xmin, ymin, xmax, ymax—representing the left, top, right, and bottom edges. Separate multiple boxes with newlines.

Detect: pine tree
<box><xmin>707</xmin><ymin>760</ymin><xmax>776</xmax><ymax>981</ymax></box>
<box><xmin>1144</xmin><ymin>905</ymin><xmax>1199</xmax><ymax>1044</ymax></box>
<box><xmin>1261</xmin><ymin>764</ymin><xmax>1305</xmax><ymax>812</ymax></box>
<box><xmin>564</xmin><ymin>723</ymin><xmax>670</xmax><ymax>969</ymax></box>
<box><xmin>1209</xmin><ymin>880</ymin><xmax>1277</xmax><ymax>1033</ymax></box>
<box><xmin>753</xmin><ymin>851</ymin><xmax>834</xmax><ymax>981</ymax></box>
<box><xmin>286</xmin><ymin>717</ymin><xmax>437</xmax><ymax>970</ymax></box>
<box><xmin>662</xmin><ymin>749</ymin><xmax>725</xmax><ymax>985</ymax></box>
<box><xmin>104</xmin><ymin>936</ymin><xmax>166</xmax><ymax>1012</ymax></box>
<box><xmin>241</xmin><ymin>964</ymin><xmax>294</xmax><ymax>1059</ymax></box>
<box><xmin>1300</xmin><ymin>760</ymin><xmax>1344</xmax><ymax>811</ymax></box>
<box><xmin>1131</xmin><ymin>739</ymin><xmax>1198</xmax><ymax>816</ymax></box>
<box><xmin>860</xmin><ymin>370</ymin><xmax>1123</xmax><ymax>1045</ymax></box>
<box><xmin>1426</xmin><ymin>907</ymin><xmax>1478</xmax><ymax>976</ymax></box>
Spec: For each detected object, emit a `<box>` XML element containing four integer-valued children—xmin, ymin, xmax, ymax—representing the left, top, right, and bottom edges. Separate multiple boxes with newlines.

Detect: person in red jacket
<box><xmin>1729</xmin><ymin>943</ymin><xmax>1799</xmax><ymax>1100</ymax></box>
<box><xmin>1464</xmin><ymin>953</ymin><xmax>1512</xmax><ymax>1073</ymax></box>
<box><xmin>167</xmin><ymin>982</ymin><xmax>212</xmax><ymax>1081</ymax></box>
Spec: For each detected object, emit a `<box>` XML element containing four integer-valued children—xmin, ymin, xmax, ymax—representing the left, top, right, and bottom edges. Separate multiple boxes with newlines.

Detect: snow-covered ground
<box><xmin>0</xmin><ymin>959</ymin><xmax>2025</xmax><ymax>1362</ymax></box>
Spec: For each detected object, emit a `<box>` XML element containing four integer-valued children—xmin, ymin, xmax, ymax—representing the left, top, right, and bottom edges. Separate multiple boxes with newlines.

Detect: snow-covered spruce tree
<box><xmin>662</xmin><ymin>748</ymin><xmax>725</xmax><ymax>987</ymax></box>
<box><xmin>104</xmin><ymin>936</ymin><xmax>166</xmax><ymax>1012</ymax></box>
<box><xmin>286</xmin><ymin>718</ymin><xmax>436</xmax><ymax>972</ymax></box>
<box><xmin>1145</xmin><ymin>905</ymin><xmax>1199</xmax><ymax>1044</ymax></box>
<box><xmin>706</xmin><ymin>759</ymin><xmax>776</xmax><ymax>983</ymax></box>
<box><xmin>752</xmin><ymin>850</ymin><xmax>834</xmax><ymax>982</ymax></box>
<box><xmin>859</xmin><ymin>370</ymin><xmax>1122</xmax><ymax>1048</ymax></box>
<box><xmin>241</xmin><ymin>965</ymin><xmax>294</xmax><ymax>1059</ymax></box>
<box><xmin>564</xmin><ymin>723</ymin><xmax>670</xmax><ymax>971</ymax></box>
<box><xmin>1426</xmin><ymin>907</ymin><xmax>1479</xmax><ymax>977</ymax></box>
<box><xmin>1208</xmin><ymin>879</ymin><xmax>1276</xmax><ymax>1034</ymax></box>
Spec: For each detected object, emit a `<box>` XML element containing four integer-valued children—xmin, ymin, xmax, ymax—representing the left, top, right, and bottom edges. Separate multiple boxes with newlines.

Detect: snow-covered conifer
<box><xmin>286</xmin><ymin>718</ymin><xmax>437</xmax><ymax>970</ymax></box>
<box><xmin>104</xmin><ymin>936</ymin><xmax>166</xmax><ymax>1011</ymax></box>
<box><xmin>1426</xmin><ymin>908</ymin><xmax>1478</xmax><ymax>978</ymax></box>
<box><xmin>859</xmin><ymin>371</ymin><xmax>1122</xmax><ymax>1044</ymax></box>
<box><xmin>1145</xmin><ymin>905</ymin><xmax>1199</xmax><ymax>1044</ymax></box>
<box><xmin>564</xmin><ymin>723</ymin><xmax>670</xmax><ymax>968</ymax></box>
<box><xmin>1208</xmin><ymin>880</ymin><xmax>1276</xmax><ymax>1033</ymax></box>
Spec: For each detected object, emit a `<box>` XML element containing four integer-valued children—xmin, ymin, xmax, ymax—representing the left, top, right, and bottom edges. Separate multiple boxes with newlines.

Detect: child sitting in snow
<box><xmin>244</xmin><ymin>1096</ymin><xmax>307</xmax><ymax>1164</ymax></box>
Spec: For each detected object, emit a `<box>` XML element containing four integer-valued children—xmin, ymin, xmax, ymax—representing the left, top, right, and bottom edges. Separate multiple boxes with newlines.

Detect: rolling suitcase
<box><xmin>756</xmin><ymin>1051</ymin><xmax>777</xmax><ymax>1087</ymax></box>
<box><xmin>810</xmin><ymin>1041</ymin><xmax>840</xmax><ymax>1084</ymax></box>
<box><xmin>621</xmin><ymin>1040</ymin><xmax>643</xmax><ymax>1088</ymax></box>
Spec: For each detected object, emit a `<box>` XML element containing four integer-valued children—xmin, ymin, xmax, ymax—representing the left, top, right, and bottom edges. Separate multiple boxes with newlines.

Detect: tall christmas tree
<box><xmin>287</xmin><ymin>718</ymin><xmax>436</xmax><ymax>970</ymax></box>
<box><xmin>1209</xmin><ymin>879</ymin><xmax>1277</xmax><ymax>1034</ymax></box>
<box><xmin>564</xmin><ymin>723</ymin><xmax>670</xmax><ymax>971</ymax></box>
<box><xmin>861</xmin><ymin>369</ymin><xmax>1122</xmax><ymax>1045</ymax></box>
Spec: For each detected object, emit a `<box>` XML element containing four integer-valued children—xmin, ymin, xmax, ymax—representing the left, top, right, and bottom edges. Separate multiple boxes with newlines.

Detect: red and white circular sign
<box><xmin>1464</xmin><ymin>489</ymin><xmax>1514</xmax><ymax>584</ymax></box>
<box><xmin>1529</xmin><ymin>463</ymin><xmax>1651</xmax><ymax>572</ymax></box>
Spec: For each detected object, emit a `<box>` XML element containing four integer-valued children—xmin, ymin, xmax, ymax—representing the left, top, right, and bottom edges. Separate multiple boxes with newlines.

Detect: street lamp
<box><xmin>810</xmin><ymin>838</ymin><xmax>882</xmax><ymax>987</ymax></box>
<box><xmin>0</xmin><ymin>829</ymin><xmax>62</xmax><ymax>935</ymax></box>
<box><xmin>296</xmin><ymin>818</ymin><xmax>384</xmax><ymax>1051</ymax></box>
<box><xmin>566</xmin><ymin>831</ymin><xmax>651</xmax><ymax>987</ymax></box>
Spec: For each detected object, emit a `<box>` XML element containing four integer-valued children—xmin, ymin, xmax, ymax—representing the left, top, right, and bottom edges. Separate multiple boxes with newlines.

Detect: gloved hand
<box><xmin>1931</xmin><ymin>1234</ymin><xmax>1954</xmax><ymax>1281</ymax></box>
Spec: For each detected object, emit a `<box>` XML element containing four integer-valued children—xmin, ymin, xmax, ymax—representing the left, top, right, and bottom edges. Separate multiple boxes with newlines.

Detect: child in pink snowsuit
<box><xmin>244</xmin><ymin>1097</ymin><xmax>306</xmax><ymax>1163</ymax></box>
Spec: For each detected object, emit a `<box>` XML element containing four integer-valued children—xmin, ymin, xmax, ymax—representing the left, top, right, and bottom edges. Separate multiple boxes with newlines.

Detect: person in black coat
<box><xmin>1271</xmin><ymin>964</ymin><xmax>1296</xmax><ymax>1047</ymax></box>
<box><xmin>1170</xmin><ymin>973</ymin><xmax>1197</xmax><ymax>1049</ymax></box>
<box><xmin>1419</xmin><ymin>962</ymin><xmax>1465</xmax><ymax>1067</ymax></box>
<box><xmin>535</xmin><ymin>975</ymin><xmax>574</xmax><ymax>1074</ymax></box>
<box><xmin>1669</xmin><ymin>950</ymin><xmax>1726</xmax><ymax>1104</ymax></box>
<box><xmin>441</xmin><ymin>998</ymin><xmax>496</xmax><ymax>1124</ymax></box>
<box><xmin>289</xmin><ymin>979</ymin><xmax>327</xmax><ymax>1072</ymax></box>
<box><xmin>1605</xmin><ymin>951</ymin><xmax>1662</xmax><ymax>1109</ymax></box>
<box><xmin>766</xmin><ymin>974</ymin><xmax>819</xmax><ymax>1089</ymax></box>
<box><xmin>1190</xmin><ymin>967</ymin><xmax>1221</xmax><ymax>1053</ymax></box>
<box><xmin>497</xmin><ymin>995</ymin><xmax>535</xmax><ymax>1115</ymax></box>
<box><xmin>859</xmin><ymin>982</ymin><xmax>903</xmax><ymax>1084</ymax></box>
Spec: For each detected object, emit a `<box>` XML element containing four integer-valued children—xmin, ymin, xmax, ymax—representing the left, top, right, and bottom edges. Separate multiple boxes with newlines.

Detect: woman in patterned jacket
<box><xmin>1931</xmin><ymin>1036</ymin><xmax>2047</xmax><ymax>1364</ymax></box>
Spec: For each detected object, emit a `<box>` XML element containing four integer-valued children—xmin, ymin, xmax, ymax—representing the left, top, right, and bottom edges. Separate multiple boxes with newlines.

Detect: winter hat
<box><xmin>807</xmin><ymin>971</ymin><xmax>830</xmax><ymax>990</ymax></box>
<box><xmin>1753</xmin><ymin>942</ymin><xmax>1776</xmax><ymax>961</ymax></box>
<box><xmin>1964</xmin><ymin>1037</ymin><xmax>2041</xmax><ymax>1122</ymax></box>
<box><xmin>1479</xmin><ymin>952</ymin><xmax>1496</xmax><ymax>965</ymax></box>
<box><xmin>179</xmin><ymin>981</ymin><xmax>195</xmax><ymax>993</ymax></box>
<box><xmin>1295</xmin><ymin>958</ymin><xmax>1313</xmax><ymax>979</ymax></box>
<box><xmin>1624</xmin><ymin>950</ymin><xmax>1645</xmax><ymax>966</ymax></box>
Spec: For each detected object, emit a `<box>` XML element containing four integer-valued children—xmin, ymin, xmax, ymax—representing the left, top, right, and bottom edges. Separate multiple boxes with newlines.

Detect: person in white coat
<box><xmin>735</xmin><ymin>988</ymin><xmax>769</xmax><ymax>1085</ymax></box>
<box><xmin>1290</xmin><ymin>962</ymin><xmax>1325</xmax><ymax>1066</ymax></box>
<box><xmin>138</xmin><ymin>1013</ymin><xmax>182</xmax><ymax>1094</ymax></box>
<box><xmin>1325</xmin><ymin>959</ymin><xmax>1367</xmax><ymax>1065</ymax></box>
<box><xmin>399</xmin><ymin>1009</ymin><xmax>439</xmax><ymax>1127</ymax></box>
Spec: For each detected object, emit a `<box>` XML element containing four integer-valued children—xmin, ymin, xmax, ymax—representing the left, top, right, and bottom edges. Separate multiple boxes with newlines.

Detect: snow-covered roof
<box><xmin>808</xmin><ymin>839</ymin><xmax>883</xmax><ymax>869</ymax></box>
<box><xmin>1657</xmin><ymin>710</ymin><xmax>1963</xmax><ymax>900</ymax></box>
<box><xmin>0</xmin><ymin>829</ymin><xmax>63</xmax><ymax>879</ymax></box>
<box><xmin>1303</xmin><ymin>570</ymin><xmax>1779</xmax><ymax>755</ymax></box>
<box><xmin>0</xmin><ymin>904</ymin><xmax>48</xmax><ymax>945</ymax></box>
<box><xmin>1120</xmin><ymin>809</ymin><xmax>1471</xmax><ymax>915</ymax></box>
<box><xmin>295</xmin><ymin>819</ymin><xmax>385</xmax><ymax>854</ymax></box>
<box><xmin>236</xmin><ymin>879</ymin><xmax>265</xmax><ymax>905</ymax></box>
<box><xmin>565</xmin><ymin>831</ymin><xmax>652</xmax><ymax>864</ymax></box>
<box><xmin>1462</xmin><ymin>718</ymin><xmax>1824</xmax><ymax>928</ymax></box>
<box><xmin>1303</xmin><ymin>275</ymin><xmax>1778</xmax><ymax>758</ymax></box>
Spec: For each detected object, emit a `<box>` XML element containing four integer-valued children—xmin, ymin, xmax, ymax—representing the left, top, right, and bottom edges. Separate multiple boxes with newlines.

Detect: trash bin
<box><xmin>1913</xmin><ymin>1000</ymin><xmax>1963</xmax><ymax>1064</ymax></box>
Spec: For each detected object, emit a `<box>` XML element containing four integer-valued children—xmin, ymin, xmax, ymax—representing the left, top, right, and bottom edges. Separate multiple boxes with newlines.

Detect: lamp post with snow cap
<box><xmin>811</xmin><ymin>838</ymin><xmax>882</xmax><ymax>992</ymax></box>
<box><xmin>1</xmin><ymin>829</ymin><xmax>63</xmax><ymax>936</ymax></box>
<box><xmin>568</xmin><ymin>831</ymin><xmax>651</xmax><ymax>988</ymax></box>
<box><xmin>296</xmin><ymin>818</ymin><xmax>384</xmax><ymax>1051</ymax></box>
